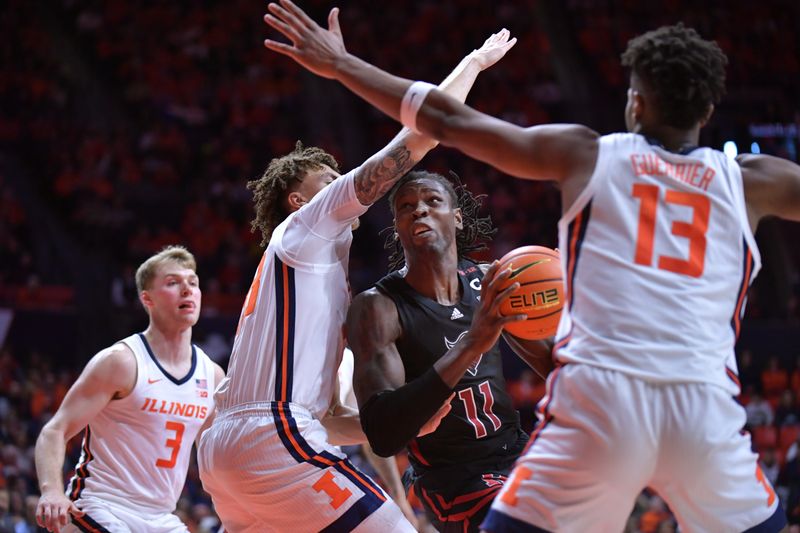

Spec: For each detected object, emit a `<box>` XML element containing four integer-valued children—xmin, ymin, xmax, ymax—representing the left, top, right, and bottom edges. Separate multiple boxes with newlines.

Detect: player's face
<box><xmin>298</xmin><ymin>165</ymin><xmax>338</xmax><ymax>202</ymax></box>
<box><xmin>144</xmin><ymin>262</ymin><xmax>201</xmax><ymax>328</ymax></box>
<box><xmin>393</xmin><ymin>178</ymin><xmax>462</xmax><ymax>254</ymax></box>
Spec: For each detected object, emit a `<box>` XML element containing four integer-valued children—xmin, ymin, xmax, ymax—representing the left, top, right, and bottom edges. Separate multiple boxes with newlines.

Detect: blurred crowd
<box><xmin>1</xmin><ymin>0</ymin><xmax>799</xmax><ymax>531</ymax></box>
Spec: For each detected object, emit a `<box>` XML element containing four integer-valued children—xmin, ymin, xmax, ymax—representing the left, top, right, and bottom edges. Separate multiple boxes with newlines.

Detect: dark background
<box><xmin>1</xmin><ymin>1</ymin><xmax>798</xmax><ymax>531</ymax></box>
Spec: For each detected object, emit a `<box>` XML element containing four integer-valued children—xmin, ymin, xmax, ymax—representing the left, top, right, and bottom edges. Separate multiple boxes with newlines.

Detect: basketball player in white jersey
<box><xmin>196</xmin><ymin>26</ymin><xmax>517</xmax><ymax>533</ymax></box>
<box><xmin>34</xmin><ymin>246</ymin><xmax>225</xmax><ymax>533</ymax></box>
<box><xmin>265</xmin><ymin>3</ymin><xmax>800</xmax><ymax>531</ymax></box>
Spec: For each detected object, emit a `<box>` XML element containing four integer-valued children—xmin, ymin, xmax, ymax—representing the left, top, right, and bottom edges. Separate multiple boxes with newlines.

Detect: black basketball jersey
<box><xmin>375</xmin><ymin>259</ymin><xmax>521</xmax><ymax>471</ymax></box>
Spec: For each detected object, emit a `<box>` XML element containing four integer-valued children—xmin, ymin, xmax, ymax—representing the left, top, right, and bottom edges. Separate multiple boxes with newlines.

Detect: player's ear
<box><xmin>631</xmin><ymin>90</ymin><xmax>645</xmax><ymax>121</ymax></box>
<box><xmin>699</xmin><ymin>103</ymin><xmax>715</xmax><ymax>127</ymax></box>
<box><xmin>454</xmin><ymin>208</ymin><xmax>463</xmax><ymax>231</ymax></box>
<box><xmin>139</xmin><ymin>290</ymin><xmax>153</xmax><ymax>310</ymax></box>
<box><xmin>286</xmin><ymin>191</ymin><xmax>307</xmax><ymax>212</ymax></box>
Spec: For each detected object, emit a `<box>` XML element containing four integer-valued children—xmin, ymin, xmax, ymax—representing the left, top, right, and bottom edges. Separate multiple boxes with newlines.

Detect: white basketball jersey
<box><xmin>215</xmin><ymin>171</ymin><xmax>368</xmax><ymax>419</ymax></box>
<box><xmin>555</xmin><ymin>133</ymin><xmax>760</xmax><ymax>394</ymax></box>
<box><xmin>67</xmin><ymin>333</ymin><xmax>217</xmax><ymax>516</ymax></box>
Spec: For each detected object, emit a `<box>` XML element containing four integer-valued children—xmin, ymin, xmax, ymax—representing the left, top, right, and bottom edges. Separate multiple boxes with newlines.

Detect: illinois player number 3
<box><xmin>156</xmin><ymin>420</ymin><xmax>185</xmax><ymax>469</ymax></box>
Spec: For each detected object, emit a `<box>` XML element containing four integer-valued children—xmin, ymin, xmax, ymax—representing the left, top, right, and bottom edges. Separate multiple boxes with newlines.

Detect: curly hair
<box><xmin>621</xmin><ymin>23</ymin><xmax>728</xmax><ymax>129</ymax></box>
<box><xmin>247</xmin><ymin>141</ymin><xmax>340</xmax><ymax>246</ymax></box>
<box><xmin>382</xmin><ymin>170</ymin><xmax>497</xmax><ymax>271</ymax></box>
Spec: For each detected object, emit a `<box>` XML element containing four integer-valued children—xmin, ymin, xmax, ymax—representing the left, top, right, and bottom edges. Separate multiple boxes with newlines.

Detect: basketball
<box><xmin>496</xmin><ymin>246</ymin><xmax>564</xmax><ymax>340</ymax></box>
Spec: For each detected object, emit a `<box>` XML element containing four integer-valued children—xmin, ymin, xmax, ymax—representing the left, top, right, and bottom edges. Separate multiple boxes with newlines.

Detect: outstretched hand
<box><xmin>263</xmin><ymin>0</ymin><xmax>346</xmax><ymax>79</ymax></box>
<box><xmin>470</xmin><ymin>28</ymin><xmax>518</xmax><ymax>71</ymax></box>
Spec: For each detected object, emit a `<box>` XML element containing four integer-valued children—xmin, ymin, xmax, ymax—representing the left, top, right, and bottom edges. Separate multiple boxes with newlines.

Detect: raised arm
<box><xmin>738</xmin><ymin>153</ymin><xmax>800</xmax><ymax>229</ymax></box>
<box><xmin>35</xmin><ymin>345</ymin><xmax>136</xmax><ymax>533</ymax></box>
<box><xmin>350</xmin><ymin>28</ymin><xmax>517</xmax><ymax>205</ymax></box>
<box><xmin>264</xmin><ymin>0</ymin><xmax>598</xmax><ymax>186</ymax></box>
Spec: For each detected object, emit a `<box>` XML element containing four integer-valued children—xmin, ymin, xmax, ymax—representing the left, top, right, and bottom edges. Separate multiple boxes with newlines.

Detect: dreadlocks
<box><xmin>621</xmin><ymin>23</ymin><xmax>728</xmax><ymax>129</ymax></box>
<box><xmin>247</xmin><ymin>141</ymin><xmax>340</xmax><ymax>246</ymax></box>
<box><xmin>382</xmin><ymin>170</ymin><xmax>497</xmax><ymax>271</ymax></box>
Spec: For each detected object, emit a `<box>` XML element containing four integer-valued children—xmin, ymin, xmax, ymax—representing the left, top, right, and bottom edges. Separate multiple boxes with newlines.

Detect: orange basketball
<box><xmin>496</xmin><ymin>245</ymin><xmax>564</xmax><ymax>340</ymax></box>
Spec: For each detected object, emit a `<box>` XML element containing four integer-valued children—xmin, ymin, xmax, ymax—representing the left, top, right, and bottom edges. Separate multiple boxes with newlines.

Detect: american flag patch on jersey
<box><xmin>195</xmin><ymin>378</ymin><xmax>207</xmax><ymax>389</ymax></box>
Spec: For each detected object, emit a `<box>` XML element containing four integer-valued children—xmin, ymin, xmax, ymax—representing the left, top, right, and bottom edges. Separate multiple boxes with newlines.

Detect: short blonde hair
<box><xmin>135</xmin><ymin>245</ymin><xmax>197</xmax><ymax>293</ymax></box>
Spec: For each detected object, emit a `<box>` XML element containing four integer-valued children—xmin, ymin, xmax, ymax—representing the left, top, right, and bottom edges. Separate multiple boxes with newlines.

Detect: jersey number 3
<box><xmin>632</xmin><ymin>184</ymin><xmax>710</xmax><ymax>278</ymax></box>
<box><xmin>156</xmin><ymin>420</ymin><xmax>185</xmax><ymax>469</ymax></box>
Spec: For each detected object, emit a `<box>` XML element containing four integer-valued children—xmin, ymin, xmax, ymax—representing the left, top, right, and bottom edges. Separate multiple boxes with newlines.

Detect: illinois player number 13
<box><xmin>632</xmin><ymin>183</ymin><xmax>710</xmax><ymax>278</ymax></box>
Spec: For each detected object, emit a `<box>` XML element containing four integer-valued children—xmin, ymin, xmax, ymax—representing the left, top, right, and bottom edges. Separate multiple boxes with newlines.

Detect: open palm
<box><xmin>471</xmin><ymin>29</ymin><xmax>518</xmax><ymax>71</ymax></box>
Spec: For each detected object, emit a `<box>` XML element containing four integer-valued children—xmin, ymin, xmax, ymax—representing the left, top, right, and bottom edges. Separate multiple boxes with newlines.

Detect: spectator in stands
<box><xmin>760</xmin><ymin>448</ymin><xmax>781</xmax><ymax>486</ymax></box>
<box><xmin>746</xmin><ymin>391</ymin><xmax>775</xmax><ymax>427</ymax></box>
<box><xmin>762</xmin><ymin>355</ymin><xmax>789</xmax><ymax>401</ymax></box>
<box><xmin>738</xmin><ymin>349</ymin><xmax>760</xmax><ymax>391</ymax></box>
<box><xmin>775</xmin><ymin>390</ymin><xmax>800</xmax><ymax>427</ymax></box>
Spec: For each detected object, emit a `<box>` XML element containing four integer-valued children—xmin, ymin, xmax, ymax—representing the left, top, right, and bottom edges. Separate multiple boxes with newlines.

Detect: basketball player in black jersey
<box><xmin>346</xmin><ymin>171</ymin><xmax>553</xmax><ymax>532</ymax></box>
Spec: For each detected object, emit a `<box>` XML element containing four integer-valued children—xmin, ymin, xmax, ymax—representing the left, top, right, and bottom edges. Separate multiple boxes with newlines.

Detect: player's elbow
<box><xmin>424</xmin><ymin>111</ymin><xmax>464</xmax><ymax>146</ymax></box>
<box><xmin>364</xmin><ymin>432</ymin><xmax>404</xmax><ymax>458</ymax></box>
<box><xmin>359</xmin><ymin>395</ymin><xmax>410</xmax><ymax>457</ymax></box>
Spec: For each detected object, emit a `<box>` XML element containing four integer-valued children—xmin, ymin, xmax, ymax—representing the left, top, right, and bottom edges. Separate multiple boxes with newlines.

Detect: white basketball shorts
<box><xmin>197</xmin><ymin>401</ymin><xmax>415</xmax><ymax>533</ymax></box>
<box><xmin>64</xmin><ymin>496</ymin><xmax>188</xmax><ymax>533</ymax></box>
<box><xmin>483</xmin><ymin>364</ymin><xmax>786</xmax><ymax>533</ymax></box>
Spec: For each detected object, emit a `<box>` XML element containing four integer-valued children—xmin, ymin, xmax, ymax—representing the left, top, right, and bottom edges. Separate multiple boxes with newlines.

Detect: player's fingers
<box><xmin>281</xmin><ymin>0</ymin><xmax>319</xmax><ymax>30</ymax></box>
<box><xmin>487</xmin><ymin>266</ymin><xmax>514</xmax><ymax>293</ymax></box>
<box><xmin>498</xmin><ymin>280</ymin><xmax>520</xmax><ymax>297</ymax></box>
<box><xmin>502</xmin><ymin>37</ymin><xmax>517</xmax><ymax>51</ymax></box>
<box><xmin>36</xmin><ymin>505</ymin><xmax>45</xmax><ymax>527</ymax></box>
<box><xmin>41</xmin><ymin>506</ymin><xmax>54</xmax><ymax>531</ymax></box>
<box><xmin>480</xmin><ymin>261</ymin><xmax>502</xmax><ymax>289</ymax></box>
<box><xmin>264</xmin><ymin>39</ymin><xmax>299</xmax><ymax>59</ymax></box>
<box><xmin>500</xmin><ymin>313</ymin><xmax>528</xmax><ymax>326</ymax></box>
<box><xmin>70</xmin><ymin>503</ymin><xmax>85</xmax><ymax>517</ymax></box>
<box><xmin>489</xmin><ymin>281</ymin><xmax>520</xmax><ymax>312</ymax></box>
<box><xmin>268</xmin><ymin>2</ymin><xmax>305</xmax><ymax>32</ymax></box>
<box><xmin>264</xmin><ymin>13</ymin><xmax>302</xmax><ymax>43</ymax></box>
<box><xmin>328</xmin><ymin>7</ymin><xmax>342</xmax><ymax>38</ymax></box>
<box><xmin>58</xmin><ymin>507</ymin><xmax>70</xmax><ymax>527</ymax></box>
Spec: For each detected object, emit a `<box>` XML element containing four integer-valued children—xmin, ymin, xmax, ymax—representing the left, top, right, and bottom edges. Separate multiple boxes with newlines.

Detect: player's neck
<box><xmin>638</xmin><ymin>123</ymin><xmax>701</xmax><ymax>153</ymax></box>
<box><xmin>142</xmin><ymin>324</ymin><xmax>193</xmax><ymax>365</ymax></box>
<box><xmin>404</xmin><ymin>253</ymin><xmax>460</xmax><ymax>306</ymax></box>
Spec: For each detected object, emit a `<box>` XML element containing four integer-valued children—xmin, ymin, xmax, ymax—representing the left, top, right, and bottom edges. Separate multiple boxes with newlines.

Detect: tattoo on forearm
<box><xmin>354</xmin><ymin>144</ymin><xmax>413</xmax><ymax>205</ymax></box>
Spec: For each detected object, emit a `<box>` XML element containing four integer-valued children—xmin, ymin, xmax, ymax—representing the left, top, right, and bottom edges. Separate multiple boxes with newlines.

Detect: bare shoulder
<box><xmin>349</xmin><ymin>287</ymin><xmax>399</xmax><ymax>321</ymax></box>
<box><xmin>92</xmin><ymin>343</ymin><xmax>137</xmax><ymax>374</ymax></box>
<box><xmin>347</xmin><ymin>288</ymin><xmax>401</xmax><ymax>343</ymax></box>
<box><xmin>85</xmin><ymin>343</ymin><xmax>138</xmax><ymax>396</ymax></box>
<box><xmin>737</xmin><ymin>153</ymin><xmax>800</xmax><ymax>224</ymax></box>
<box><xmin>212</xmin><ymin>362</ymin><xmax>226</xmax><ymax>382</ymax></box>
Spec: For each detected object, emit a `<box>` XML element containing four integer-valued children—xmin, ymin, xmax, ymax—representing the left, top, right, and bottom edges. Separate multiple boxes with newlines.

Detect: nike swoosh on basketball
<box><xmin>148</xmin><ymin>378</ymin><xmax>162</xmax><ymax>384</ymax></box>
<box><xmin>509</xmin><ymin>259</ymin><xmax>549</xmax><ymax>279</ymax></box>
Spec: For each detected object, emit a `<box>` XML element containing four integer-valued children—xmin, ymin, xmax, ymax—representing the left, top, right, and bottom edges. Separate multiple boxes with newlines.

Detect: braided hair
<box><xmin>248</xmin><ymin>141</ymin><xmax>340</xmax><ymax>246</ymax></box>
<box><xmin>382</xmin><ymin>170</ymin><xmax>497</xmax><ymax>271</ymax></box>
<box><xmin>621</xmin><ymin>23</ymin><xmax>728</xmax><ymax>129</ymax></box>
